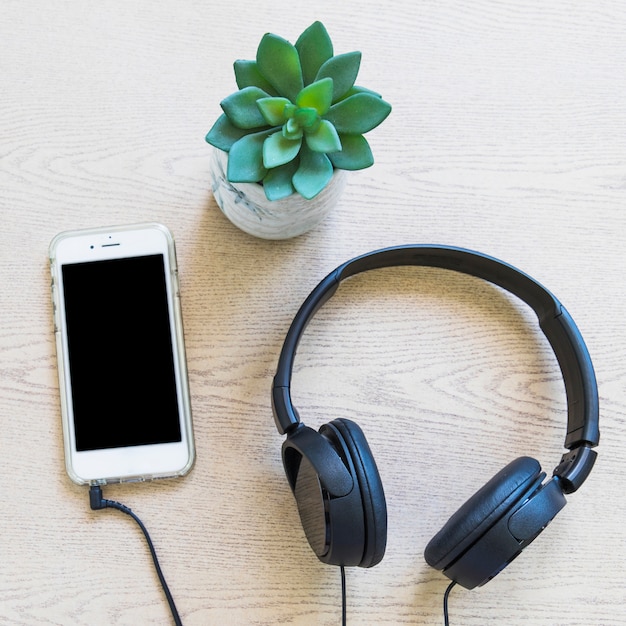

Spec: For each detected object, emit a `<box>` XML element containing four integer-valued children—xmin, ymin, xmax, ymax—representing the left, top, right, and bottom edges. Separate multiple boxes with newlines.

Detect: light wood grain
<box><xmin>1</xmin><ymin>1</ymin><xmax>625</xmax><ymax>624</ymax></box>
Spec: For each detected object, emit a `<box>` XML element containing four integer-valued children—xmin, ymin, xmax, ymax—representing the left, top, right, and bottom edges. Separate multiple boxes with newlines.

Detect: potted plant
<box><xmin>206</xmin><ymin>21</ymin><xmax>392</xmax><ymax>239</ymax></box>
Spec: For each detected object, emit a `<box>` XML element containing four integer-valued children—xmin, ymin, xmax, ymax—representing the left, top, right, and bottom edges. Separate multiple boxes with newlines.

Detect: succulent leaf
<box><xmin>328</xmin><ymin>134</ymin><xmax>373</xmax><ymax>170</ymax></box>
<box><xmin>295</xmin><ymin>21</ymin><xmax>334</xmax><ymax>86</ymax></box>
<box><xmin>292</xmin><ymin>145</ymin><xmax>334</xmax><ymax>199</ymax></box>
<box><xmin>206</xmin><ymin>114</ymin><xmax>251</xmax><ymax>152</ymax></box>
<box><xmin>257</xmin><ymin>33</ymin><xmax>303</xmax><ymax>102</ymax></box>
<box><xmin>284</xmin><ymin>117</ymin><xmax>303</xmax><ymax>140</ymax></box>
<box><xmin>294</xmin><ymin>107</ymin><xmax>319</xmax><ymax>129</ymax></box>
<box><xmin>316</xmin><ymin>51</ymin><xmax>362</xmax><ymax>102</ymax></box>
<box><xmin>325</xmin><ymin>92</ymin><xmax>392</xmax><ymax>134</ymax></box>
<box><xmin>262</xmin><ymin>159</ymin><xmax>299</xmax><ymax>200</ymax></box>
<box><xmin>233</xmin><ymin>60</ymin><xmax>277</xmax><ymax>94</ymax></box>
<box><xmin>227</xmin><ymin>129</ymin><xmax>272</xmax><ymax>182</ymax></box>
<box><xmin>337</xmin><ymin>85</ymin><xmax>382</xmax><ymax>101</ymax></box>
<box><xmin>305</xmin><ymin>119</ymin><xmax>342</xmax><ymax>154</ymax></box>
<box><xmin>263</xmin><ymin>131</ymin><xmax>302</xmax><ymax>169</ymax></box>
<box><xmin>296</xmin><ymin>77</ymin><xmax>334</xmax><ymax>115</ymax></box>
<box><xmin>221</xmin><ymin>86</ymin><xmax>270</xmax><ymax>130</ymax></box>
<box><xmin>257</xmin><ymin>97</ymin><xmax>292</xmax><ymax>126</ymax></box>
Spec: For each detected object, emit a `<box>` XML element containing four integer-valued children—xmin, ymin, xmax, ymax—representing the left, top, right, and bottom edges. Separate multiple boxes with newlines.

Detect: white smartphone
<box><xmin>49</xmin><ymin>223</ymin><xmax>195</xmax><ymax>485</ymax></box>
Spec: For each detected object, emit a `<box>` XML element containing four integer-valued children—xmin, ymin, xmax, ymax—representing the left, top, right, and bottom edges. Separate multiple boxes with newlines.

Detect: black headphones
<box><xmin>272</xmin><ymin>245</ymin><xmax>599</xmax><ymax>590</ymax></box>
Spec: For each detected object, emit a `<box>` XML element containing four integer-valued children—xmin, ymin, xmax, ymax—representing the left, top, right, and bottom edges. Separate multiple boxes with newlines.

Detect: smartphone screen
<box><xmin>50</xmin><ymin>223</ymin><xmax>194</xmax><ymax>484</ymax></box>
<box><xmin>62</xmin><ymin>255</ymin><xmax>182</xmax><ymax>451</ymax></box>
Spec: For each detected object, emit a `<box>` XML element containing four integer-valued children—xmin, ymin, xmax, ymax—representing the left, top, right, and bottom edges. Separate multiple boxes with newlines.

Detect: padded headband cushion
<box><xmin>424</xmin><ymin>456</ymin><xmax>542</xmax><ymax>570</ymax></box>
<box><xmin>326</xmin><ymin>418</ymin><xmax>387</xmax><ymax>568</ymax></box>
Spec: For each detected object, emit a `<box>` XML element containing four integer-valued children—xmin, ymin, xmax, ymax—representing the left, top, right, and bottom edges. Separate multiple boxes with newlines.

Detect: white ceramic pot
<box><xmin>209</xmin><ymin>147</ymin><xmax>347</xmax><ymax>240</ymax></box>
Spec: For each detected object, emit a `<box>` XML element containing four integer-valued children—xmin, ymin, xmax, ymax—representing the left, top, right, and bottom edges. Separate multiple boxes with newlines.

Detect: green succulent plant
<box><xmin>206</xmin><ymin>21</ymin><xmax>392</xmax><ymax>201</ymax></box>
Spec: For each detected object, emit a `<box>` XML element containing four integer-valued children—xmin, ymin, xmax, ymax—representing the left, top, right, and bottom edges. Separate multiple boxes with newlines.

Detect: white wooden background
<box><xmin>1</xmin><ymin>1</ymin><xmax>625</xmax><ymax>624</ymax></box>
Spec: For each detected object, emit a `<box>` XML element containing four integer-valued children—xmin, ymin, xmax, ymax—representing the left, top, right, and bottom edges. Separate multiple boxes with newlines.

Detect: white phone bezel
<box><xmin>49</xmin><ymin>223</ymin><xmax>195</xmax><ymax>485</ymax></box>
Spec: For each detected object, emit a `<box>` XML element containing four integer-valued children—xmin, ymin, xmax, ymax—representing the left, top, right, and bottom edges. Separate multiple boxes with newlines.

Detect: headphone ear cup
<box><xmin>322</xmin><ymin>419</ymin><xmax>388</xmax><ymax>568</ymax></box>
<box><xmin>424</xmin><ymin>456</ymin><xmax>545</xmax><ymax>588</ymax></box>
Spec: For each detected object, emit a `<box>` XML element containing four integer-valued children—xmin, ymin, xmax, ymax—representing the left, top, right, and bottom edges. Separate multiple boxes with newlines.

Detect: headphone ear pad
<box><xmin>322</xmin><ymin>419</ymin><xmax>388</xmax><ymax>568</ymax></box>
<box><xmin>424</xmin><ymin>456</ymin><xmax>543</xmax><ymax>585</ymax></box>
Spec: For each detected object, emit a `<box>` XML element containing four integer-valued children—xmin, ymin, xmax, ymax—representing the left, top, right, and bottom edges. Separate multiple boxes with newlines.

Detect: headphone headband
<box><xmin>272</xmin><ymin>245</ymin><xmax>599</xmax><ymax>492</ymax></box>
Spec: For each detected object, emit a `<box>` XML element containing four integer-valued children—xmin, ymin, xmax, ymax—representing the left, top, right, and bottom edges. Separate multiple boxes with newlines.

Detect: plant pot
<box><xmin>209</xmin><ymin>147</ymin><xmax>347</xmax><ymax>240</ymax></box>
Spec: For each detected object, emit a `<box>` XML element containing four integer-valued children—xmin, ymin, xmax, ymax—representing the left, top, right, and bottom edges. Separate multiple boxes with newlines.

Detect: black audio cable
<box><xmin>340</xmin><ymin>565</ymin><xmax>347</xmax><ymax>625</ymax></box>
<box><xmin>443</xmin><ymin>580</ymin><xmax>457</xmax><ymax>626</ymax></box>
<box><xmin>89</xmin><ymin>485</ymin><xmax>183</xmax><ymax>626</ymax></box>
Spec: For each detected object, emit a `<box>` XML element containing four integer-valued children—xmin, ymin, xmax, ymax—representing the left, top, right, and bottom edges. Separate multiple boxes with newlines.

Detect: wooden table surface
<box><xmin>1</xmin><ymin>1</ymin><xmax>625</xmax><ymax>624</ymax></box>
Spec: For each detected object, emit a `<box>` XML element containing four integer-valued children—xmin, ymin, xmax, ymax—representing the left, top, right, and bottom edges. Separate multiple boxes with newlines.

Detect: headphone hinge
<box><xmin>553</xmin><ymin>445</ymin><xmax>598</xmax><ymax>494</ymax></box>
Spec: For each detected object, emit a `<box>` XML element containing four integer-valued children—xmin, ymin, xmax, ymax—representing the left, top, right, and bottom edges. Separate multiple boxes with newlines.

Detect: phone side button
<box><xmin>50</xmin><ymin>286</ymin><xmax>59</xmax><ymax>332</ymax></box>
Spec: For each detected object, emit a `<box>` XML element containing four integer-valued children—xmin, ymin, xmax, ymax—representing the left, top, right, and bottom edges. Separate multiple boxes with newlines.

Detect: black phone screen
<box><xmin>61</xmin><ymin>254</ymin><xmax>182</xmax><ymax>451</ymax></box>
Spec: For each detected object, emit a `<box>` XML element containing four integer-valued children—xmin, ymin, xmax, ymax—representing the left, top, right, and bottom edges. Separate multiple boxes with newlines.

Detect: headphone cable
<box><xmin>443</xmin><ymin>580</ymin><xmax>457</xmax><ymax>626</ymax></box>
<box><xmin>89</xmin><ymin>485</ymin><xmax>183</xmax><ymax>626</ymax></box>
<box><xmin>340</xmin><ymin>565</ymin><xmax>347</xmax><ymax>625</ymax></box>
